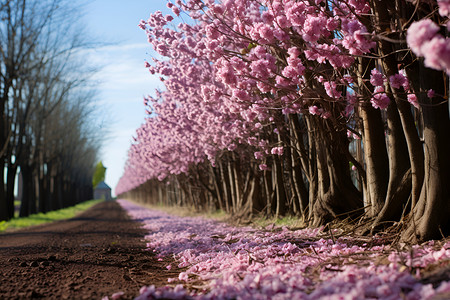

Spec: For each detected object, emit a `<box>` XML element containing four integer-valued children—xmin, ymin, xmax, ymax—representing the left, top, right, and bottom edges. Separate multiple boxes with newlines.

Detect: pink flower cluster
<box><xmin>368</xmin><ymin>68</ymin><xmax>418</xmax><ymax>109</ymax></box>
<box><xmin>114</xmin><ymin>199</ymin><xmax>450</xmax><ymax>300</ymax></box>
<box><xmin>369</xmin><ymin>69</ymin><xmax>390</xmax><ymax>109</ymax></box>
<box><xmin>407</xmin><ymin>3</ymin><xmax>450</xmax><ymax>75</ymax></box>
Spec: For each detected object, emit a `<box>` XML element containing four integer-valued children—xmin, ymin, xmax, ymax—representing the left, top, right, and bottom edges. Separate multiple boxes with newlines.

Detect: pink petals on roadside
<box><xmin>118</xmin><ymin>200</ymin><xmax>450</xmax><ymax>300</ymax></box>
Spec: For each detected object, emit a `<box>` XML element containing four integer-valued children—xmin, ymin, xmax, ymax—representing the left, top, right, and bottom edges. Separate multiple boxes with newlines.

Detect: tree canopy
<box><xmin>93</xmin><ymin>161</ymin><xmax>107</xmax><ymax>188</ymax></box>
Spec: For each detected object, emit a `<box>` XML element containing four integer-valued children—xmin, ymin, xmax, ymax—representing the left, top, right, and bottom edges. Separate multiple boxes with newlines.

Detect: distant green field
<box><xmin>0</xmin><ymin>199</ymin><xmax>102</xmax><ymax>232</ymax></box>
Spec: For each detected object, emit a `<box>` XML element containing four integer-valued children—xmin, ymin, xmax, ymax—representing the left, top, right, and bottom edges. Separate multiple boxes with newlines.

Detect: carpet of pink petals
<box><xmin>116</xmin><ymin>199</ymin><xmax>450</xmax><ymax>300</ymax></box>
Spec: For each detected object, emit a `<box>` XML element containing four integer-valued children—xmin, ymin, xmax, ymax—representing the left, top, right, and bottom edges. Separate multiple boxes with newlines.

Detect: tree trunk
<box><xmin>19</xmin><ymin>165</ymin><xmax>36</xmax><ymax>217</ymax></box>
<box><xmin>357</xmin><ymin>59</ymin><xmax>389</xmax><ymax>217</ymax></box>
<box><xmin>372</xmin><ymin>101</ymin><xmax>411</xmax><ymax>231</ymax></box>
<box><xmin>309</xmin><ymin>117</ymin><xmax>363</xmax><ymax>226</ymax></box>
<box><xmin>273</xmin><ymin>155</ymin><xmax>287</xmax><ymax>217</ymax></box>
<box><xmin>371</xmin><ymin>0</ymin><xmax>425</xmax><ymax>210</ymax></box>
<box><xmin>219</xmin><ymin>161</ymin><xmax>232</xmax><ymax>213</ymax></box>
<box><xmin>402</xmin><ymin>66</ymin><xmax>450</xmax><ymax>242</ymax></box>
<box><xmin>0</xmin><ymin>168</ymin><xmax>9</xmax><ymax>221</ymax></box>
<box><xmin>227</xmin><ymin>160</ymin><xmax>237</xmax><ymax>213</ymax></box>
<box><xmin>5</xmin><ymin>163</ymin><xmax>18</xmax><ymax>219</ymax></box>
<box><xmin>263</xmin><ymin>166</ymin><xmax>274</xmax><ymax>216</ymax></box>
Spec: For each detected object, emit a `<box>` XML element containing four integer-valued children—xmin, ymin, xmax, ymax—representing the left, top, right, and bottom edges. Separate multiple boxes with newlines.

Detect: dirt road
<box><xmin>0</xmin><ymin>201</ymin><xmax>176</xmax><ymax>299</ymax></box>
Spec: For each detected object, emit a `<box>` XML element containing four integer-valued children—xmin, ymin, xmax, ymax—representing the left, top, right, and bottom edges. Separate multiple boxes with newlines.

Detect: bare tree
<box><xmin>0</xmin><ymin>0</ymin><xmax>102</xmax><ymax>220</ymax></box>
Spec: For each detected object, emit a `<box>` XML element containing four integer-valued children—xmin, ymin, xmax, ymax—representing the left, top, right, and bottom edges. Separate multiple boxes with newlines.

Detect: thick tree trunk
<box><xmin>369</xmin><ymin>0</ymin><xmax>425</xmax><ymax>232</ymax></box>
<box><xmin>372</xmin><ymin>0</ymin><xmax>425</xmax><ymax>208</ymax></box>
<box><xmin>402</xmin><ymin>66</ymin><xmax>450</xmax><ymax>242</ymax></box>
<box><xmin>311</xmin><ymin>144</ymin><xmax>362</xmax><ymax>226</ymax></box>
<box><xmin>309</xmin><ymin>118</ymin><xmax>363</xmax><ymax>226</ymax></box>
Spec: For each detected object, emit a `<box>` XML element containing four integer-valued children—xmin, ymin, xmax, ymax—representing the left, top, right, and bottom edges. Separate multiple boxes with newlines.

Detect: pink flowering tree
<box><xmin>117</xmin><ymin>0</ymin><xmax>450</xmax><ymax>242</ymax></box>
<box><xmin>117</xmin><ymin>10</ymin><xmax>269</xmax><ymax>214</ymax></box>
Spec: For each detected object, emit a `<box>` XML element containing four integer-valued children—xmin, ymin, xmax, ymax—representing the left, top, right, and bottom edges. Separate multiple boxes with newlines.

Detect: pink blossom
<box><xmin>286</xmin><ymin>3</ymin><xmax>306</xmax><ymax>27</ymax></box>
<box><xmin>407</xmin><ymin>19</ymin><xmax>439</xmax><ymax>57</ymax></box>
<box><xmin>259</xmin><ymin>164</ymin><xmax>269</xmax><ymax>170</ymax></box>
<box><xmin>420</xmin><ymin>36</ymin><xmax>450</xmax><ymax>73</ymax></box>
<box><xmin>254</xmin><ymin>151</ymin><xmax>264</xmax><ymax>160</ymax></box>
<box><xmin>206</xmin><ymin>24</ymin><xmax>220</xmax><ymax>39</ymax></box>
<box><xmin>371</xmin><ymin>86</ymin><xmax>390</xmax><ymax>109</ymax></box>
<box><xmin>111</xmin><ymin>291</ymin><xmax>124</xmax><ymax>300</ymax></box>
<box><xmin>276</xmin><ymin>16</ymin><xmax>290</xmax><ymax>28</ymax></box>
<box><xmin>276</xmin><ymin>75</ymin><xmax>291</xmax><ymax>87</ymax></box>
<box><xmin>309</xmin><ymin>105</ymin><xmax>321</xmax><ymax>115</ymax></box>
<box><xmin>389</xmin><ymin>73</ymin><xmax>407</xmax><ymax>89</ymax></box>
<box><xmin>326</xmin><ymin>18</ymin><xmax>339</xmax><ymax>31</ymax></box>
<box><xmin>323</xmin><ymin>81</ymin><xmax>342</xmax><ymax>99</ymax></box>
<box><xmin>321</xmin><ymin>111</ymin><xmax>332</xmax><ymax>119</ymax></box>
<box><xmin>271</xmin><ymin>146</ymin><xmax>284</xmax><ymax>156</ymax></box>
<box><xmin>438</xmin><ymin>0</ymin><xmax>450</xmax><ymax>17</ymax></box>
<box><xmin>427</xmin><ymin>89</ymin><xmax>435</xmax><ymax>98</ymax></box>
<box><xmin>282</xmin><ymin>66</ymin><xmax>298</xmax><ymax>78</ymax></box>
<box><xmin>178</xmin><ymin>272</ymin><xmax>188</xmax><ymax>281</ymax></box>
<box><xmin>172</xmin><ymin>6</ymin><xmax>180</xmax><ymax>16</ymax></box>
<box><xmin>399</xmin><ymin>70</ymin><xmax>410</xmax><ymax>90</ymax></box>
<box><xmin>211</xmin><ymin>4</ymin><xmax>223</xmax><ymax>15</ymax></box>
<box><xmin>407</xmin><ymin>94</ymin><xmax>419</xmax><ymax>108</ymax></box>
<box><xmin>302</xmin><ymin>16</ymin><xmax>327</xmax><ymax>42</ymax></box>
<box><xmin>370</xmin><ymin>69</ymin><xmax>385</xmax><ymax>87</ymax></box>
<box><xmin>258</xmin><ymin>24</ymin><xmax>275</xmax><ymax>44</ymax></box>
<box><xmin>261</xmin><ymin>11</ymin><xmax>274</xmax><ymax>23</ymax></box>
<box><xmin>232</xmin><ymin>89</ymin><xmax>250</xmax><ymax>101</ymax></box>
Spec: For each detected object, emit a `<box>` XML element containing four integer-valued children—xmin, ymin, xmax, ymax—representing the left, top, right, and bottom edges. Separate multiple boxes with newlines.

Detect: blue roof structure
<box><xmin>95</xmin><ymin>181</ymin><xmax>111</xmax><ymax>190</ymax></box>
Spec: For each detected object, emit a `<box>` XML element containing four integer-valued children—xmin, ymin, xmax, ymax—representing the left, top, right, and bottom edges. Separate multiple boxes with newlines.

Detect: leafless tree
<box><xmin>0</xmin><ymin>0</ymin><xmax>102</xmax><ymax>220</ymax></box>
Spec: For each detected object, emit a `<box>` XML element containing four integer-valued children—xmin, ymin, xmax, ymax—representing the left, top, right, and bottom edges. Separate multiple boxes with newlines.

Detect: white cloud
<box><xmin>86</xmin><ymin>42</ymin><xmax>161</xmax><ymax>193</ymax></box>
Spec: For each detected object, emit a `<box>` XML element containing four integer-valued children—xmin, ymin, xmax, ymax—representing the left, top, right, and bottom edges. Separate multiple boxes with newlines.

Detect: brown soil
<box><xmin>0</xmin><ymin>201</ymin><xmax>178</xmax><ymax>300</ymax></box>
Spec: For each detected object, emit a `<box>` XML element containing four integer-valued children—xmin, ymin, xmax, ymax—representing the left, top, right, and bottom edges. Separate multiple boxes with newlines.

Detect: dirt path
<box><xmin>0</xmin><ymin>201</ymin><xmax>177</xmax><ymax>300</ymax></box>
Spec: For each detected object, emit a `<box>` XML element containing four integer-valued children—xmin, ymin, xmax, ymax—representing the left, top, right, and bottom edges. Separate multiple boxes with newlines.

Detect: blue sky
<box><xmin>83</xmin><ymin>1</ymin><xmax>169</xmax><ymax>195</ymax></box>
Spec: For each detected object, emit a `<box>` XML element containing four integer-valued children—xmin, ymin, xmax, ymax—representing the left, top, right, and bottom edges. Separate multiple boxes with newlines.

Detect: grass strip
<box><xmin>0</xmin><ymin>199</ymin><xmax>103</xmax><ymax>233</ymax></box>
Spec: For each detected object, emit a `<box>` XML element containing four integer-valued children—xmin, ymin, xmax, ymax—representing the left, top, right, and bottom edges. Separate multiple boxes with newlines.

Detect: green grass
<box><xmin>0</xmin><ymin>199</ymin><xmax>102</xmax><ymax>233</ymax></box>
<box><xmin>250</xmin><ymin>214</ymin><xmax>307</xmax><ymax>230</ymax></box>
<box><xmin>138</xmin><ymin>201</ymin><xmax>228</xmax><ymax>221</ymax></box>
<box><xmin>14</xmin><ymin>200</ymin><xmax>20</xmax><ymax>218</ymax></box>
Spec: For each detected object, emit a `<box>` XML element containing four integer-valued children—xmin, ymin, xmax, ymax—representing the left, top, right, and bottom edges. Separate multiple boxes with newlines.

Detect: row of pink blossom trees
<box><xmin>117</xmin><ymin>0</ymin><xmax>450</xmax><ymax>242</ymax></box>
